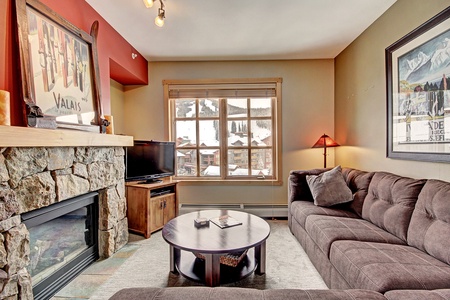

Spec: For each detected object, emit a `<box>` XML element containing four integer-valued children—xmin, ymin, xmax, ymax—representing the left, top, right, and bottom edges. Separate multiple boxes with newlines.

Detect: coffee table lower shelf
<box><xmin>176</xmin><ymin>248</ymin><xmax>257</xmax><ymax>284</ymax></box>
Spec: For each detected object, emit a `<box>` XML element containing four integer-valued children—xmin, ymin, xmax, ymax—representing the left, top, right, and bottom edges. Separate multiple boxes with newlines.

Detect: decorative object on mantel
<box><xmin>0</xmin><ymin>90</ymin><xmax>11</xmax><ymax>126</ymax></box>
<box><xmin>15</xmin><ymin>0</ymin><xmax>103</xmax><ymax>133</ymax></box>
<box><xmin>311</xmin><ymin>133</ymin><xmax>340</xmax><ymax>168</ymax></box>
<box><xmin>26</xmin><ymin>104</ymin><xmax>56</xmax><ymax>129</ymax></box>
<box><xmin>386</xmin><ymin>6</ymin><xmax>450</xmax><ymax>163</ymax></box>
<box><xmin>143</xmin><ymin>0</ymin><xmax>166</xmax><ymax>27</ymax></box>
<box><xmin>100</xmin><ymin>117</ymin><xmax>110</xmax><ymax>134</ymax></box>
<box><xmin>104</xmin><ymin>115</ymin><xmax>114</xmax><ymax>134</ymax></box>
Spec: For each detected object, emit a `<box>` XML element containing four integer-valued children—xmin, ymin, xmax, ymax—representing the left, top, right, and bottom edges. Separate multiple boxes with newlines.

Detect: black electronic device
<box><xmin>125</xmin><ymin>140</ymin><xmax>175</xmax><ymax>184</ymax></box>
<box><xmin>150</xmin><ymin>190</ymin><xmax>172</xmax><ymax>197</ymax></box>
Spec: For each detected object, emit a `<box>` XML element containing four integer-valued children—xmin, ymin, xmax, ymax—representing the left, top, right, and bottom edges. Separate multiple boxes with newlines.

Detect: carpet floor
<box><xmin>90</xmin><ymin>219</ymin><xmax>327</xmax><ymax>299</ymax></box>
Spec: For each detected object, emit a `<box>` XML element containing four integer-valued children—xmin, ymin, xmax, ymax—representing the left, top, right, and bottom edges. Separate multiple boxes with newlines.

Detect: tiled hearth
<box><xmin>0</xmin><ymin>145</ymin><xmax>129</xmax><ymax>299</ymax></box>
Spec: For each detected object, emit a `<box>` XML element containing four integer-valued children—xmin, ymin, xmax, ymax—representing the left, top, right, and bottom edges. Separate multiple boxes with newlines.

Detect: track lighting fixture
<box><xmin>155</xmin><ymin>2</ymin><xmax>165</xmax><ymax>27</ymax></box>
<box><xmin>143</xmin><ymin>0</ymin><xmax>166</xmax><ymax>27</ymax></box>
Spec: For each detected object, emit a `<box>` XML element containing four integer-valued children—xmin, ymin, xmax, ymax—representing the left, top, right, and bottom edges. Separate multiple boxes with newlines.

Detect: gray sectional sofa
<box><xmin>110</xmin><ymin>166</ymin><xmax>450</xmax><ymax>299</ymax></box>
<box><xmin>110</xmin><ymin>286</ymin><xmax>450</xmax><ymax>299</ymax></box>
<box><xmin>109</xmin><ymin>286</ymin><xmax>396</xmax><ymax>299</ymax></box>
<box><xmin>288</xmin><ymin>167</ymin><xmax>450</xmax><ymax>293</ymax></box>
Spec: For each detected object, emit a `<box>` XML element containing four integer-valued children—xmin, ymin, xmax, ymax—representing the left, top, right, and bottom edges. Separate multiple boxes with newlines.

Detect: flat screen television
<box><xmin>125</xmin><ymin>140</ymin><xmax>175</xmax><ymax>183</ymax></box>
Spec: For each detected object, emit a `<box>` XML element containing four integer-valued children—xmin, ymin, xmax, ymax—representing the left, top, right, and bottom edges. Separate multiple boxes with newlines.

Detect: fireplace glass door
<box><xmin>28</xmin><ymin>206</ymin><xmax>91</xmax><ymax>283</ymax></box>
<box><xmin>22</xmin><ymin>192</ymin><xmax>99</xmax><ymax>300</ymax></box>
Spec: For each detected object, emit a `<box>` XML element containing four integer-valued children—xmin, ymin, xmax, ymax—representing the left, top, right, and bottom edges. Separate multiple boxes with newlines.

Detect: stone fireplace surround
<box><xmin>0</xmin><ymin>127</ymin><xmax>133</xmax><ymax>299</ymax></box>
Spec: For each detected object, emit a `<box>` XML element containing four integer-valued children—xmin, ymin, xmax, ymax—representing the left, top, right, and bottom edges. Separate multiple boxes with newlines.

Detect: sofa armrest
<box><xmin>288</xmin><ymin>168</ymin><xmax>330</xmax><ymax>203</ymax></box>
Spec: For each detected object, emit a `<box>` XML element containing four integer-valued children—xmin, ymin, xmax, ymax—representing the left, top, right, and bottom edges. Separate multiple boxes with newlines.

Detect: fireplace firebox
<box><xmin>21</xmin><ymin>192</ymin><xmax>99</xmax><ymax>300</ymax></box>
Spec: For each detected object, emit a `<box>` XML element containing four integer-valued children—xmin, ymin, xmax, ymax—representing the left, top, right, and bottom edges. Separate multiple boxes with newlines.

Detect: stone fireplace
<box><xmin>0</xmin><ymin>144</ymin><xmax>129</xmax><ymax>299</ymax></box>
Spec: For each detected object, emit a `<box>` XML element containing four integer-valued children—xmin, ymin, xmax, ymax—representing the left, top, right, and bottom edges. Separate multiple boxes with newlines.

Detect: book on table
<box><xmin>210</xmin><ymin>215</ymin><xmax>242</xmax><ymax>229</ymax></box>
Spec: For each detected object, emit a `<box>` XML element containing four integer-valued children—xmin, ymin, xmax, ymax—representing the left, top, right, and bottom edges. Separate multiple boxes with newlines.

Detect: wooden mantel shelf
<box><xmin>0</xmin><ymin>125</ymin><xmax>133</xmax><ymax>147</ymax></box>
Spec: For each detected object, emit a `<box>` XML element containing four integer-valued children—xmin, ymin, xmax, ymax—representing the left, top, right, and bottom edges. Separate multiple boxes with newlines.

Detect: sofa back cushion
<box><xmin>341</xmin><ymin>168</ymin><xmax>374</xmax><ymax>217</ymax></box>
<box><xmin>362</xmin><ymin>172</ymin><xmax>426</xmax><ymax>241</ymax></box>
<box><xmin>407</xmin><ymin>179</ymin><xmax>450</xmax><ymax>264</ymax></box>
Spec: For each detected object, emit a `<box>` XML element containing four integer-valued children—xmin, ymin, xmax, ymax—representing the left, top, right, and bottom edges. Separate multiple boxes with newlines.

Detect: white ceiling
<box><xmin>86</xmin><ymin>0</ymin><xmax>397</xmax><ymax>62</ymax></box>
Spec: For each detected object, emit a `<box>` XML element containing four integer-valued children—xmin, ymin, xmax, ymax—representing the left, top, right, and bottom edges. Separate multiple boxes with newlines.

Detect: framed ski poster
<box><xmin>15</xmin><ymin>0</ymin><xmax>103</xmax><ymax>132</ymax></box>
<box><xmin>386</xmin><ymin>7</ymin><xmax>450</xmax><ymax>162</ymax></box>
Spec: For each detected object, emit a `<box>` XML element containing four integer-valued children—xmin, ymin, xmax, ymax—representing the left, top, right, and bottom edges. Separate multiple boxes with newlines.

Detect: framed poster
<box><xmin>386</xmin><ymin>7</ymin><xmax>450</xmax><ymax>162</ymax></box>
<box><xmin>15</xmin><ymin>0</ymin><xmax>103</xmax><ymax>132</ymax></box>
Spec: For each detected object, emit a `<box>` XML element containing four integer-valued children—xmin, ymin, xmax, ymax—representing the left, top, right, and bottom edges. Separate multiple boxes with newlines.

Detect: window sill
<box><xmin>175</xmin><ymin>179</ymin><xmax>283</xmax><ymax>186</ymax></box>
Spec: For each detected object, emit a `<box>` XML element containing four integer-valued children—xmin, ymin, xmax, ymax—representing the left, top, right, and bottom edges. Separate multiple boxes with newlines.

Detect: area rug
<box><xmin>90</xmin><ymin>220</ymin><xmax>327</xmax><ymax>299</ymax></box>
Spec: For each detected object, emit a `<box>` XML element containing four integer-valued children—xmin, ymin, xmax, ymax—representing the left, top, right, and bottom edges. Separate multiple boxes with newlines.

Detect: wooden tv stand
<box><xmin>125</xmin><ymin>179</ymin><xmax>179</xmax><ymax>238</ymax></box>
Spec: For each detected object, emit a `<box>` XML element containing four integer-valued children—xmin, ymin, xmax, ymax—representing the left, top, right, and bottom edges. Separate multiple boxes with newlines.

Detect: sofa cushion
<box><xmin>264</xmin><ymin>289</ymin><xmax>386</xmax><ymax>300</ymax></box>
<box><xmin>341</xmin><ymin>168</ymin><xmax>375</xmax><ymax>217</ymax></box>
<box><xmin>384</xmin><ymin>289</ymin><xmax>450</xmax><ymax>300</ymax></box>
<box><xmin>330</xmin><ymin>240</ymin><xmax>450</xmax><ymax>293</ymax></box>
<box><xmin>290</xmin><ymin>200</ymin><xmax>359</xmax><ymax>228</ymax></box>
<box><xmin>407</xmin><ymin>179</ymin><xmax>450</xmax><ymax>265</ymax></box>
<box><xmin>305</xmin><ymin>215</ymin><xmax>405</xmax><ymax>257</ymax></box>
<box><xmin>110</xmin><ymin>287</ymin><xmax>387</xmax><ymax>300</ymax></box>
<box><xmin>362</xmin><ymin>172</ymin><xmax>426</xmax><ymax>241</ymax></box>
<box><xmin>306</xmin><ymin>166</ymin><xmax>353</xmax><ymax>207</ymax></box>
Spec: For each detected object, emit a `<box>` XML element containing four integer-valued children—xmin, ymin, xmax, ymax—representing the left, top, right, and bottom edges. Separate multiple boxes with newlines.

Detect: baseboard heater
<box><xmin>179</xmin><ymin>203</ymin><xmax>288</xmax><ymax>218</ymax></box>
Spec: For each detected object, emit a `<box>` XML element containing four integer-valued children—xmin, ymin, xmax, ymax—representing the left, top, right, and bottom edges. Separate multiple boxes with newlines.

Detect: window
<box><xmin>164</xmin><ymin>78</ymin><xmax>282</xmax><ymax>184</ymax></box>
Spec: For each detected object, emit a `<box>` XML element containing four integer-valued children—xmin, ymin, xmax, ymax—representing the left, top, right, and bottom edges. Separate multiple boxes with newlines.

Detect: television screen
<box><xmin>125</xmin><ymin>140</ymin><xmax>175</xmax><ymax>183</ymax></box>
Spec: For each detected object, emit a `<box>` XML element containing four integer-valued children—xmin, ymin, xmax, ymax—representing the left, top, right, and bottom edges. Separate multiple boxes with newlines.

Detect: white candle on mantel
<box><xmin>0</xmin><ymin>90</ymin><xmax>11</xmax><ymax>126</ymax></box>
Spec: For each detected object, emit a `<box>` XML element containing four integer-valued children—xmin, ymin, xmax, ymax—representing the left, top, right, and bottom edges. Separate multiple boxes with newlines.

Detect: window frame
<box><xmin>164</xmin><ymin>78</ymin><xmax>282</xmax><ymax>186</ymax></box>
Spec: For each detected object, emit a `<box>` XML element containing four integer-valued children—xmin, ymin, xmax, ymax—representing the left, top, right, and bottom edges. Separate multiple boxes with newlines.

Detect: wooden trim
<box><xmin>176</xmin><ymin>179</ymin><xmax>283</xmax><ymax>186</ymax></box>
<box><xmin>164</xmin><ymin>83</ymin><xmax>171</xmax><ymax>140</ymax></box>
<box><xmin>163</xmin><ymin>77</ymin><xmax>283</xmax><ymax>85</ymax></box>
<box><xmin>220</xmin><ymin>99</ymin><xmax>227</xmax><ymax>178</ymax></box>
<box><xmin>0</xmin><ymin>125</ymin><xmax>133</xmax><ymax>147</ymax></box>
<box><xmin>275</xmin><ymin>81</ymin><xmax>282</xmax><ymax>181</ymax></box>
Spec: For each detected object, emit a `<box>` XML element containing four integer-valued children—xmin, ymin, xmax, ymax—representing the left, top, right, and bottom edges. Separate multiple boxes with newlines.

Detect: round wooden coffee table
<box><xmin>162</xmin><ymin>210</ymin><xmax>270</xmax><ymax>286</ymax></box>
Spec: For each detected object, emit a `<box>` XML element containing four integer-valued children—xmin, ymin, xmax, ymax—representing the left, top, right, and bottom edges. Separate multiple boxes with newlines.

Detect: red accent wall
<box><xmin>0</xmin><ymin>0</ymin><xmax>148</xmax><ymax>125</ymax></box>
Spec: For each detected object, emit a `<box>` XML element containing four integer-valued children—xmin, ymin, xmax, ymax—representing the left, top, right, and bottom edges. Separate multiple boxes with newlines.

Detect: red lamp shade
<box><xmin>311</xmin><ymin>134</ymin><xmax>340</xmax><ymax>168</ymax></box>
<box><xmin>312</xmin><ymin>134</ymin><xmax>340</xmax><ymax>148</ymax></box>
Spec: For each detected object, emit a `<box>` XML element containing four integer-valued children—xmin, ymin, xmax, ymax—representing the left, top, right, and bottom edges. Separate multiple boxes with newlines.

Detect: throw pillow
<box><xmin>306</xmin><ymin>165</ymin><xmax>353</xmax><ymax>207</ymax></box>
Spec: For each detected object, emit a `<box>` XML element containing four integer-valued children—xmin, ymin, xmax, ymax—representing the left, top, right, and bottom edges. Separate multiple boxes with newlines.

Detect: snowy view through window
<box><xmin>173</xmin><ymin>98</ymin><xmax>274</xmax><ymax>178</ymax></box>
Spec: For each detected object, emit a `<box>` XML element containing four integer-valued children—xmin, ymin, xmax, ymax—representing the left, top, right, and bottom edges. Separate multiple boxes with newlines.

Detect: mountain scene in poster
<box><xmin>396</xmin><ymin>29</ymin><xmax>450</xmax><ymax>143</ymax></box>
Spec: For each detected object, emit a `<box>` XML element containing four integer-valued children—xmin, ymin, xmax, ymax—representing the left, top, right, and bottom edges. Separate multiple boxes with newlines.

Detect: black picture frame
<box><xmin>15</xmin><ymin>0</ymin><xmax>103</xmax><ymax>132</ymax></box>
<box><xmin>386</xmin><ymin>6</ymin><xmax>450</xmax><ymax>162</ymax></box>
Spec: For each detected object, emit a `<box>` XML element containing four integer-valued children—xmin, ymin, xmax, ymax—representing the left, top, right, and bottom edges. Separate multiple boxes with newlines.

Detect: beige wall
<box><xmin>335</xmin><ymin>0</ymin><xmax>450</xmax><ymax>180</ymax></box>
<box><xmin>122</xmin><ymin>60</ymin><xmax>334</xmax><ymax>205</ymax></box>
<box><xmin>110</xmin><ymin>79</ymin><xmax>126</xmax><ymax>135</ymax></box>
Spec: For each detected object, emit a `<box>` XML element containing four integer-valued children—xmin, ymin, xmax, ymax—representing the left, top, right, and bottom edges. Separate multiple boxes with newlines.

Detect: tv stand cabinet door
<box><xmin>163</xmin><ymin>194</ymin><xmax>176</xmax><ymax>224</ymax></box>
<box><xmin>126</xmin><ymin>186</ymin><xmax>151</xmax><ymax>238</ymax></box>
<box><xmin>150</xmin><ymin>197</ymin><xmax>165</xmax><ymax>231</ymax></box>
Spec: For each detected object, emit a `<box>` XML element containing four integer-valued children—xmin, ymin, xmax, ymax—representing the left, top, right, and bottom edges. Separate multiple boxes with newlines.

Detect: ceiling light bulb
<box><xmin>143</xmin><ymin>0</ymin><xmax>154</xmax><ymax>8</ymax></box>
<box><xmin>155</xmin><ymin>7</ymin><xmax>165</xmax><ymax>28</ymax></box>
<box><xmin>155</xmin><ymin>14</ymin><xmax>164</xmax><ymax>27</ymax></box>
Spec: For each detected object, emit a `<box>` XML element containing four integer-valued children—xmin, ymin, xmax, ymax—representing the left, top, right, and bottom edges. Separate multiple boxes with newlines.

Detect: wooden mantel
<box><xmin>0</xmin><ymin>125</ymin><xmax>133</xmax><ymax>147</ymax></box>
